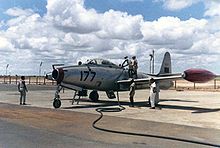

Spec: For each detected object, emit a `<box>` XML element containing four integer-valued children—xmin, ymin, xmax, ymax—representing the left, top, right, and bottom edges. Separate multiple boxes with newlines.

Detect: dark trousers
<box><xmin>129</xmin><ymin>96</ymin><xmax>134</xmax><ymax>106</ymax></box>
<box><xmin>128</xmin><ymin>69</ymin><xmax>133</xmax><ymax>78</ymax></box>
<box><xmin>20</xmin><ymin>91</ymin><xmax>26</xmax><ymax>104</ymax></box>
<box><xmin>133</xmin><ymin>70</ymin><xmax>137</xmax><ymax>79</ymax></box>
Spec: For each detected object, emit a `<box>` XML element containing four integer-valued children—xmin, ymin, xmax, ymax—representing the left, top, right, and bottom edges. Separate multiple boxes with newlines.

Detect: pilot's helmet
<box><xmin>132</xmin><ymin>56</ymin><xmax>136</xmax><ymax>59</ymax></box>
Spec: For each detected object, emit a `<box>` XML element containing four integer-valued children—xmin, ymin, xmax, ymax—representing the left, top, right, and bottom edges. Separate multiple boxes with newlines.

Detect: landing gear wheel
<box><xmin>53</xmin><ymin>98</ymin><xmax>61</xmax><ymax>108</ymax></box>
<box><xmin>89</xmin><ymin>91</ymin><xmax>99</xmax><ymax>102</ymax></box>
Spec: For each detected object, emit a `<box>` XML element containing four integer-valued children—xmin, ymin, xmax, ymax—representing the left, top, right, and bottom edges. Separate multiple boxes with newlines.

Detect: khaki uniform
<box><xmin>128</xmin><ymin>59</ymin><xmax>133</xmax><ymax>78</ymax></box>
<box><xmin>129</xmin><ymin>82</ymin><xmax>135</xmax><ymax>107</ymax></box>
<box><xmin>131</xmin><ymin>59</ymin><xmax>138</xmax><ymax>78</ymax></box>
<box><xmin>18</xmin><ymin>80</ymin><xmax>28</xmax><ymax>105</ymax></box>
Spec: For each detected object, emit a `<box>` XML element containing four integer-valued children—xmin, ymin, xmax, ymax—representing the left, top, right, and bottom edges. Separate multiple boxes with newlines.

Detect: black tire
<box><xmin>89</xmin><ymin>91</ymin><xmax>99</xmax><ymax>102</ymax></box>
<box><xmin>53</xmin><ymin>99</ymin><xmax>61</xmax><ymax>108</ymax></box>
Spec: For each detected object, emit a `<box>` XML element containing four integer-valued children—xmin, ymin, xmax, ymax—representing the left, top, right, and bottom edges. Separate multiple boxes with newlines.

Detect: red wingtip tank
<box><xmin>183</xmin><ymin>68</ymin><xmax>216</xmax><ymax>83</ymax></box>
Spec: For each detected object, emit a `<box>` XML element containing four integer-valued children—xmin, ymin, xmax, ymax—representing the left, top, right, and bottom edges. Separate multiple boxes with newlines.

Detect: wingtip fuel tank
<box><xmin>183</xmin><ymin>68</ymin><xmax>216</xmax><ymax>83</ymax></box>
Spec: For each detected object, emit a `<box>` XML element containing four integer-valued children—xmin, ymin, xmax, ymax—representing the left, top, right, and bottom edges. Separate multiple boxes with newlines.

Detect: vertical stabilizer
<box><xmin>159</xmin><ymin>52</ymin><xmax>171</xmax><ymax>74</ymax></box>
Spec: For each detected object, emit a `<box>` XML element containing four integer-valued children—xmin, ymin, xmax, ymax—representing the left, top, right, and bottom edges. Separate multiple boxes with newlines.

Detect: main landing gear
<box><xmin>89</xmin><ymin>90</ymin><xmax>99</xmax><ymax>102</ymax></box>
<box><xmin>72</xmin><ymin>90</ymin><xmax>99</xmax><ymax>103</ymax></box>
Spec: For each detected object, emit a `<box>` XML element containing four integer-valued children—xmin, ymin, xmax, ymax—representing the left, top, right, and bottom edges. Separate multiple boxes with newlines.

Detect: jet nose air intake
<box><xmin>52</xmin><ymin>68</ymin><xmax>64</xmax><ymax>84</ymax></box>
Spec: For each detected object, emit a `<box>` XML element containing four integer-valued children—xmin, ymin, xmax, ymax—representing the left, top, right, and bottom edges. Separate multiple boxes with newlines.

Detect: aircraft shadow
<box><xmin>62</xmin><ymin>97</ymin><xmax>220</xmax><ymax>114</ymax></box>
<box><xmin>62</xmin><ymin>98</ymin><xmax>148</xmax><ymax>110</ymax></box>
<box><xmin>160</xmin><ymin>99</ymin><xmax>198</xmax><ymax>103</ymax></box>
<box><xmin>159</xmin><ymin>104</ymin><xmax>220</xmax><ymax>114</ymax></box>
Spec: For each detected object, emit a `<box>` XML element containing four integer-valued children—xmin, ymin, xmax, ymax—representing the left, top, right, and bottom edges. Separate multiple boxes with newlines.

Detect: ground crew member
<box><xmin>131</xmin><ymin>56</ymin><xmax>138</xmax><ymax>78</ymax></box>
<box><xmin>122</xmin><ymin>56</ymin><xmax>133</xmax><ymax>78</ymax></box>
<box><xmin>149</xmin><ymin>79</ymin><xmax>159</xmax><ymax>109</ymax></box>
<box><xmin>129</xmin><ymin>79</ymin><xmax>135</xmax><ymax>107</ymax></box>
<box><xmin>18</xmin><ymin>76</ymin><xmax>28</xmax><ymax>105</ymax></box>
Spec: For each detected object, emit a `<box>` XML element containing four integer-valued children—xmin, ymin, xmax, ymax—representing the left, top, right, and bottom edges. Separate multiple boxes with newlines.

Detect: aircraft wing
<box><xmin>117</xmin><ymin>73</ymin><xmax>183</xmax><ymax>84</ymax></box>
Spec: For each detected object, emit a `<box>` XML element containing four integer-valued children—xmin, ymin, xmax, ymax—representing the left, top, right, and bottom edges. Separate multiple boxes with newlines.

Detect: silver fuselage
<box><xmin>58</xmin><ymin>64</ymin><xmax>173</xmax><ymax>91</ymax></box>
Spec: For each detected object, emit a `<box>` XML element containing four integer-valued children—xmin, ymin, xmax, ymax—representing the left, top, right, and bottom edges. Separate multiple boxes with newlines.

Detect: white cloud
<box><xmin>141</xmin><ymin>17</ymin><xmax>207</xmax><ymax>50</ymax></box>
<box><xmin>0</xmin><ymin>36</ymin><xmax>15</xmax><ymax>53</ymax></box>
<box><xmin>96</xmin><ymin>10</ymin><xmax>143</xmax><ymax>40</ymax></box>
<box><xmin>204</xmin><ymin>1</ymin><xmax>220</xmax><ymax>17</ymax></box>
<box><xmin>155</xmin><ymin>0</ymin><xmax>201</xmax><ymax>11</ymax></box>
<box><xmin>1</xmin><ymin>0</ymin><xmax>220</xmax><ymax>75</ymax></box>
<box><xmin>5</xmin><ymin>7</ymin><xmax>34</xmax><ymax>17</ymax></box>
<box><xmin>46</xmin><ymin>0</ymin><xmax>101</xmax><ymax>34</ymax></box>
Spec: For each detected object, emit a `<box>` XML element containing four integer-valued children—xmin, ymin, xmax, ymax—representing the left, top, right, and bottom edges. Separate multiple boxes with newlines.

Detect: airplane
<box><xmin>46</xmin><ymin>52</ymin><xmax>216</xmax><ymax>109</ymax></box>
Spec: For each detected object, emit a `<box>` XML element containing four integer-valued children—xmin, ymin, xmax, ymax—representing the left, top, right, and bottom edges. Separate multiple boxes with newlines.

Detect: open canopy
<box><xmin>85</xmin><ymin>59</ymin><xmax>120</xmax><ymax>68</ymax></box>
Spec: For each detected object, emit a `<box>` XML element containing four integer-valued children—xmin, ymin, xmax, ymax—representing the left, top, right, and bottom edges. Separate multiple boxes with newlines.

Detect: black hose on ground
<box><xmin>93</xmin><ymin>91</ymin><xmax>125</xmax><ymax>128</ymax></box>
<box><xmin>92</xmin><ymin>92</ymin><xmax>220</xmax><ymax>147</ymax></box>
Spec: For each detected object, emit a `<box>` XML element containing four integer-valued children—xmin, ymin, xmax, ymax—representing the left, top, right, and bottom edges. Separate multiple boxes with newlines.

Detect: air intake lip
<box><xmin>52</xmin><ymin>68</ymin><xmax>64</xmax><ymax>84</ymax></box>
<box><xmin>52</xmin><ymin>69</ymin><xmax>59</xmax><ymax>80</ymax></box>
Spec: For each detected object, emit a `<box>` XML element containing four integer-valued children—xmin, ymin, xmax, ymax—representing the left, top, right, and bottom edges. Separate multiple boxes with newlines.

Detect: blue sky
<box><xmin>0</xmin><ymin>0</ymin><xmax>220</xmax><ymax>75</ymax></box>
<box><xmin>0</xmin><ymin>0</ymin><xmax>205</xmax><ymax>21</ymax></box>
<box><xmin>0</xmin><ymin>0</ymin><xmax>47</xmax><ymax>20</ymax></box>
<box><xmin>85</xmin><ymin>0</ymin><xmax>205</xmax><ymax>21</ymax></box>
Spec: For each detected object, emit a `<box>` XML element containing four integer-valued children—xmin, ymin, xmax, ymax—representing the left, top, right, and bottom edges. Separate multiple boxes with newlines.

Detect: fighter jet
<box><xmin>46</xmin><ymin>52</ymin><xmax>216</xmax><ymax>108</ymax></box>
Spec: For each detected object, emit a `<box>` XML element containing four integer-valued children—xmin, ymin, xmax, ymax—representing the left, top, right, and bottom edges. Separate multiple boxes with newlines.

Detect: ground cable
<box><xmin>92</xmin><ymin>92</ymin><xmax>220</xmax><ymax>147</ymax></box>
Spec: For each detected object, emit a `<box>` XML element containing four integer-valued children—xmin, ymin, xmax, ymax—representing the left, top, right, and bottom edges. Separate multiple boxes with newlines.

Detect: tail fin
<box><xmin>159</xmin><ymin>52</ymin><xmax>171</xmax><ymax>74</ymax></box>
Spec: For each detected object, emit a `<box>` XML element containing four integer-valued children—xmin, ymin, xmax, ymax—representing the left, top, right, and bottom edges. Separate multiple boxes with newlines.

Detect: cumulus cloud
<box><xmin>204</xmin><ymin>0</ymin><xmax>220</xmax><ymax>17</ymax></box>
<box><xmin>96</xmin><ymin>10</ymin><xmax>143</xmax><ymax>40</ymax></box>
<box><xmin>46</xmin><ymin>0</ymin><xmax>101</xmax><ymax>34</ymax></box>
<box><xmin>0</xmin><ymin>36</ymin><xmax>12</xmax><ymax>50</ymax></box>
<box><xmin>141</xmin><ymin>17</ymin><xmax>207</xmax><ymax>49</ymax></box>
<box><xmin>1</xmin><ymin>0</ymin><xmax>220</xmax><ymax>75</ymax></box>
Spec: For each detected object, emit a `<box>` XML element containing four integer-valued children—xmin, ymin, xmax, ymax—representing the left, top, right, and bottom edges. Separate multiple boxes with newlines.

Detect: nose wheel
<box><xmin>53</xmin><ymin>98</ymin><xmax>61</xmax><ymax>108</ymax></box>
<box><xmin>53</xmin><ymin>85</ymin><xmax>63</xmax><ymax>109</ymax></box>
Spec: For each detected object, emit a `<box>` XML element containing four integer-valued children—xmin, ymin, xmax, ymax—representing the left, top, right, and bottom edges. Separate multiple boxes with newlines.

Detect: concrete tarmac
<box><xmin>0</xmin><ymin>84</ymin><xmax>220</xmax><ymax>147</ymax></box>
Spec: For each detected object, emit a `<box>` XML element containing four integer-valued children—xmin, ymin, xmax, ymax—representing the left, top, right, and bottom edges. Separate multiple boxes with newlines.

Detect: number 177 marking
<box><xmin>80</xmin><ymin>71</ymin><xmax>96</xmax><ymax>81</ymax></box>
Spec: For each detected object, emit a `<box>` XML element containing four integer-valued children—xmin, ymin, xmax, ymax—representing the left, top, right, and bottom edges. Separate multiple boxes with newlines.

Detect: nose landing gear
<box><xmin>53</xmin><ymin>98</ymin><xmax>61</xmax><ymax>108</ymax></box>
<box><xmin>53</xmin><ymin>85</ymin><xmax>63</xmax><ymax>108</ymax></box>
<box><xmin>52</xmin><ymin>86</ymin><xmax>99</xmax><ymax>108</ymax></box>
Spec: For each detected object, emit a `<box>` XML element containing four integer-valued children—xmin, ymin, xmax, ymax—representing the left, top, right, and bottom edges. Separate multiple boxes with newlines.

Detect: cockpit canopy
<box><xmin>85</xmin><ymin>59</ymin><xmax>120</xmax><ymax>68</ymax></box>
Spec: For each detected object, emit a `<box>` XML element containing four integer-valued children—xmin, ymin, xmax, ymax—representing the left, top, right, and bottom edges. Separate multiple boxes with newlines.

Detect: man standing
<box><xmin>149</xmin><ymin>79</ymin><xmax>159</xmax><ymax>109</ymax></box>
<box><xmin>122</xmin><ymin>56</ymin><xmax>133</xmax><ymax>78</ymax></box>
<box><xmin>131</xmin><ymin>56</ymin><xmax>138</xmax><ymax>78</ymax></box>
<box><xmin>18</xmin><ymin>76</ymin><xmax>28</xmax><ymax>105</ymax></box>
<box><xmin>129</xmin><ymin>79</ymin><xmax>135</xmax><ymax>107</ymax></box>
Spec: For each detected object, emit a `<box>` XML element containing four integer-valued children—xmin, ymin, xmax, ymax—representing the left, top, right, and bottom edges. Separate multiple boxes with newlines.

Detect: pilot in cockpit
<box><xmin>87</xmin><ymin>59</ymin><xmax>96</xmax><ymax>65</ymax></box>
